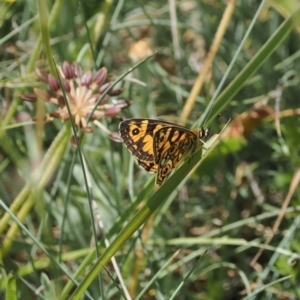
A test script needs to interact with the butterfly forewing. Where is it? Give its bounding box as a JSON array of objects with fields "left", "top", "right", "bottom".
[
  {"left": 119, "top": 119, "right": 175, "bottom": 172},
  {"left": 119, "top": 119, "right": 163, "bottom": 162},
  {"left": 138, "top": 160, "right": 158, "bottom": 172}
]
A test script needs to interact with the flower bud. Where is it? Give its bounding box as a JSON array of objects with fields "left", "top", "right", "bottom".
[
  {"left": 48, "top": 75, "right": 60, "bottom": 91},
  {"left": 62, "top": 61, "right": 74, "bottom": 79},
  {"left": 94, "top": 67, "right": 108, "bottom": 86}
]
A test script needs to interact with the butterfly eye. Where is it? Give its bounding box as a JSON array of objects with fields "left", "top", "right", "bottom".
[
  {"left": 200, "top": 127, "right": 210, "bottom": 138},
  {"left": 205, "top": 128, "right": 210, "bottom": 137}
]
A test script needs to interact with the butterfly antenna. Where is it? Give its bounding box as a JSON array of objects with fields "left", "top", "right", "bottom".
[{"left": 203, "top": 106, "right": 214, "bottom": 127}]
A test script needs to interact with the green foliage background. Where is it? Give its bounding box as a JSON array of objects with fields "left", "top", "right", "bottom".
[{"left": 1, "top": 0, "right": 300, "bottom": 299}]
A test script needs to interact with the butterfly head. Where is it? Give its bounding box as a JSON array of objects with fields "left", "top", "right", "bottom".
[{"left": 200, "top": 127, "right": 210, "bottom": 139}]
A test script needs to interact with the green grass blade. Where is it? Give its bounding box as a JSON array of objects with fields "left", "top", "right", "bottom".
[
  {"left": 205, "top": 6, "right": 300, "bottom": 125},
  {"left": 6, "top": 273, "right": 17, "bottom": 300}
]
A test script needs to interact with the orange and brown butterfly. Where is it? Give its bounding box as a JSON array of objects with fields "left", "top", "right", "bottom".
[{"left": 119, "top": 118, "right": 210, "bottom": 185}]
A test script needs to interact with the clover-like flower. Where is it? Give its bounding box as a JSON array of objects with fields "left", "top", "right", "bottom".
[{"left": 22, "top": 61, "right": 130, "bottom": 143}]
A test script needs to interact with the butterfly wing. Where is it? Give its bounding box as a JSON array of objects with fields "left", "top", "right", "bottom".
[
  {"left": 119, "top": 119, "right": 174, "bottom": 172},
  {"left": 154, "top": 126, "right": 198, "bottom": 185},
  {"left": 153, "top": 126, "right": 198, "bottom": 163},
  {"left": 138, "top": 160, "right": 158, "bottom": 172}
]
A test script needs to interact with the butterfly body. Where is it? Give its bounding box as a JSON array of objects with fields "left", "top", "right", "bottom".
[{"left": 119, "top": 118, "right": 209, "bottom": 185}]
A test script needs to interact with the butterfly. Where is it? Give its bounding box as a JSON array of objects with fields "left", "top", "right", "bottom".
[{"left": 119, "top": 118, "right": 209, "bottom": 185}]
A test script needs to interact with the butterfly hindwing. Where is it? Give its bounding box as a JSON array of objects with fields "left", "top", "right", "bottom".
[
  {"left": 153, "top": 126, "right": 198, "bottom": 164},
  {"left": 154, "top": 127, "right": 198, "bottom": 185}
]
